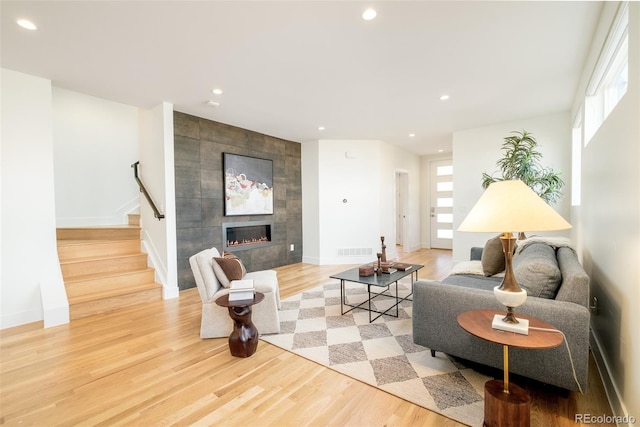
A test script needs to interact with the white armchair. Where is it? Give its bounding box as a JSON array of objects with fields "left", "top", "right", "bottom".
[{"left": 189, "top": 247, "right": 281, "bottom": 338}]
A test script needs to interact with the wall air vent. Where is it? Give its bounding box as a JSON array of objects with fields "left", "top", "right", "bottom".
[{"left": 336, "top": 247, "right": 373, "bottom": 257}]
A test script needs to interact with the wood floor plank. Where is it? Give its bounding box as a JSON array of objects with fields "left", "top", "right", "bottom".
[{"left": 0, "top": 248, "right": 612, "bottom": 426}]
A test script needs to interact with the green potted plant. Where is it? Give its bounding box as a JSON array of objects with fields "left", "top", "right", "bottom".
[{"left": 481, "top": 130, "right": 564, "bottom": 205}]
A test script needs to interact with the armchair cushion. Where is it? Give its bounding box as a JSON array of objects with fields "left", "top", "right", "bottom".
[{"left": 194, "top": 248, "right": 221, "bottom": 301}]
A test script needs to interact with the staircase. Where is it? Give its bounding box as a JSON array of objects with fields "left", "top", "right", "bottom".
[{"left": 56, "top": 214, "right": 163, "bottom": 320}]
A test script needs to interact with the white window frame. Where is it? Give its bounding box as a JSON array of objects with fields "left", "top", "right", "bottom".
[
  {"left": 584, "top": 2, "right": 629, "bottom": 145},
  {"left": 571, "top": 107, "right": 583, "bottom": 207}
]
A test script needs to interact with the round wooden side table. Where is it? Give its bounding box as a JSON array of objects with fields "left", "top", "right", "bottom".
[
  {"left": 457, "top": 309, "right": 563, "bottom": 427},
  {"left": 215, "top": 292, "right": 265, "bottom": 358}
]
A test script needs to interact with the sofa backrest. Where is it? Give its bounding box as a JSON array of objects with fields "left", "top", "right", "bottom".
[
  {"left": 188, "top": 247, "right": 222, "bottom": 303},
  {"left": 555, "top": 247, "right": 590, "bottom": 308}
]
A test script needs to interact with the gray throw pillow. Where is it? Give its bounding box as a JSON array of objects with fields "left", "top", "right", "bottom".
[
  {"left": 513, "top": 242, "right": 562, "bottom": 299},
  {"left": 481, "top": 235, "right": 505, "bottom": 276}
]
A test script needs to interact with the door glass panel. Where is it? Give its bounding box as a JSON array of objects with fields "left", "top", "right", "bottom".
[
  {"left": 437, "top": 181, "right": 453, "bottom": 192},
  {"left": 437, "top": 229, "right": 453, "bottom": 239},
  {"left": 437, "top": 197, "right": 453, "bottom": 208},
  {"left": 437, "top": 213, "right": 453, "bottom": 223},
  {"left": 437, "top": 165, "right": 453, "bottom": 176}
]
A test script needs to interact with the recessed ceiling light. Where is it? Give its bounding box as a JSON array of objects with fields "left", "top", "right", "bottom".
[
  {"left": 206, "top": 100, "right": 220, "bottom": 107},
  {"left": 409, "top": 133, "right": 416, "bottom": 138},
  {"left": 318, "top": 126, "right": 325, "bottom": 131},
  {"left": 362, "top": 8, "right": 377, "bottom": 21},
  {"left": 17, "top": 19, "right": 37, "bottom": 30},
  {"left": 211, "top": 88, "right": 223, "bottom": 95},
  {"left": 440, "top": 94, "right": 450, "bottom": 101}
]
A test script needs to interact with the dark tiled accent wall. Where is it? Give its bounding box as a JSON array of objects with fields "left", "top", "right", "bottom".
[{"left": 174, "top": 112, "right": 303, "bottom": 291}]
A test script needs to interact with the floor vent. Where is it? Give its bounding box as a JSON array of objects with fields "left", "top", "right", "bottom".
[{"left": 337, "top": 247, "right": 373, "bottom": 257}]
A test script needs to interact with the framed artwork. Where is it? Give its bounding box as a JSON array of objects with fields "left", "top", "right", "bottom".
[{"left": 223, "top": 153, "right": 274, "bottom": 216}]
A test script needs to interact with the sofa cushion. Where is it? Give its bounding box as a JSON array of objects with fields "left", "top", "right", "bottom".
[
  {"left": 513, "top": 242, "right": 561, "bottom": 299},
  {"left": 212, "top": 252, "right": 247, "bottom": 288},
  {"left": 481, "top": 235, "right": 505, "bottom": 276},
  {"left": 442, "top": 273, "right": 501, "bottom": 291}
]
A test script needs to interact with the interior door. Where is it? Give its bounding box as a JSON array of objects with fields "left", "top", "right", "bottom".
[
  {"left": 396, "top": 172, "right": 405, "bottom": 245},
  {"left": 430, "top": 160, "right": 453, "bottom": 249}
]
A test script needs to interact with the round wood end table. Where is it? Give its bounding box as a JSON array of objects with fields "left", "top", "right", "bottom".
[
  {"left": 215, "top": 292, "right": 264, "bottom": 358},
  {"left": 457, "top": 309, "right": 563, "bottom": 427}
]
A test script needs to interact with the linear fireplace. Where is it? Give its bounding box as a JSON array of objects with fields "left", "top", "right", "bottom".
[{"left": 222, "top": 221, "right": 273, "bottom": 252}]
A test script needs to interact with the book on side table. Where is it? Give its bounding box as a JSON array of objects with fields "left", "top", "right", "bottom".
[{"left": 228, "top": 279, "right": 255, "bottom": 302}]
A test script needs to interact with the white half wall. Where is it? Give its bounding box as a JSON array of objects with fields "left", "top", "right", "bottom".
[
  {"left": 52, "top": 87, "right": 140, "bottom": 226},
  {"left": 1, "top": 69, "right": 68, "bottom": 329},
  {"left": 451, "top": 112, "right": 572, "bottom": 264},
  {"left": 138, "top": 103, "right": 178, "bottom": 299}
]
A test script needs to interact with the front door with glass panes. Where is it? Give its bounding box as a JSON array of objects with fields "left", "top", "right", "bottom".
[{"left": 430, "top": 160, "right": 453, "bottom": 250}]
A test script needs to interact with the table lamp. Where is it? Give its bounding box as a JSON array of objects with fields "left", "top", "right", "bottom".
[{"left": 458, "top": 180, "right": 571, "bottom": 334}]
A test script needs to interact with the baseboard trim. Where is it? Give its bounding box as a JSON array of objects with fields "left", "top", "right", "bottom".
[
  {"left": 590, "top": 330, "right": 633, "bottom": 426},
  {"left": 1, "top": 308, "right": 43, "bottom": 330}
]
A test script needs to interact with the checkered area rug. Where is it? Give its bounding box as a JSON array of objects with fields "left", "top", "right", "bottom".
[{"left": 261, "top": 279, "right": 488, "bottom": 426}]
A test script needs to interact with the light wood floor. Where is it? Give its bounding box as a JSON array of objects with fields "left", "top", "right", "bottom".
[{"left": 0, "top": 248, "right": 612, "bottom": 426}]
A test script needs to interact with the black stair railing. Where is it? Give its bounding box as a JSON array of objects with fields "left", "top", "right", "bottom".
[{"left": 132, "top": 161, "right": 165, "bottom": 220}]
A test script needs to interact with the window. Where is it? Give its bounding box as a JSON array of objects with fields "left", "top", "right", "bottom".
[{"left": 584, "top": 2, "right": 629, "bottom": 145}]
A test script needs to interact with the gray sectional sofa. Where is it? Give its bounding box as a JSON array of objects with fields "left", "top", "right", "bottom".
[{"left": 412, "top": 238, "right": 590, "bottom": 391}]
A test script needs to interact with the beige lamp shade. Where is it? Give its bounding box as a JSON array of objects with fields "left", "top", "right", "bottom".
[{"left": 458, "top": 180, "right": 571, "bottom": 233}]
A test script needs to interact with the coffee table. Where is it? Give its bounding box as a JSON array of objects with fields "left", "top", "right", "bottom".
[
  {"left": 330, "top": 263, "right": 423, "bottom": 322},
  {"left": 215, "top": 292, "right": 265, "bottom": 358}
]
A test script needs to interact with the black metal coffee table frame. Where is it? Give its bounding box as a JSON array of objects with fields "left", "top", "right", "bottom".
[{"left": 330, "top": 264, "right": 423, "bottom": 323}]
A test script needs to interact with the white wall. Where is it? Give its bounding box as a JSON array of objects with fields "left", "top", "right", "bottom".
[
  {"left": 318, "top": 140, "right": 382, "bottom": 264},
  {"left": 138, "top": 103, "right": 179, "bottom": 299},
  {"left": 1, "top": 69, "right": 67, "bottom": 328},
  {"left": 572, "top": 2, "right": 640, "bottom": 420},
  {"left": 53, "top": 87, "right": 140, "bottom": 226},
  {"left": 302, "top": 139, "right": 421, "bottom": 265},
  {"left": 451, "top": 113, "right": 572, "bottom": 264}
]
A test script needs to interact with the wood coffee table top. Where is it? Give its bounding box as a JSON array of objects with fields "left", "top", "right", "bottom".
[{"left": 457, "top": 309, "right": 563, "bottom": 349}]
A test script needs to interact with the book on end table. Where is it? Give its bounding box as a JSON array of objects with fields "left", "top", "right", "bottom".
[{"left": 228, "top": 279, "right": 255, "bottom": 302}]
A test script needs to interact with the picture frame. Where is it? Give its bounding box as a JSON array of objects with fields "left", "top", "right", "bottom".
[{"left": 223, "top": 153, "right": 274, "bottom": 216}]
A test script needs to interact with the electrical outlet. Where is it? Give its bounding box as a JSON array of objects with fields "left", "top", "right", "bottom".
[{"left": 290, "top": 244, "right": 294, "bottom": 252}]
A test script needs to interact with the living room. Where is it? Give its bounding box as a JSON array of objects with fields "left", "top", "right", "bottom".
[{"left": 1, "top": 1, "right": 638, "bottom": 425}]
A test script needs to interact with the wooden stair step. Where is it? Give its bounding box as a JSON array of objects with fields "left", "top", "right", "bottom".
[
  {"left": 57, "top": 226, "right": 141, "bottom": 241},
  {"left": 57, "top": 239, "right": 142, "bottom": 260},
  {"left": 60, "top": 253, "right": 149, "bottom": 280},
  {"left": 56, "top": 223, "right": 161, "bottom": 322},
  {"left": 69, "top": 282, "right": 162, "bottom": 321},
  {"left": 68, "top": 282, "right": 161, "bottom": 305},
  {"left": 127, "top": 213, "right": 140, "bottom": 226},
  {"left": 65, "top": 268, "right": 156, "bottom": 299}
]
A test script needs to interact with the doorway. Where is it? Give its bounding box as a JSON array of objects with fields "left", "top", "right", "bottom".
[
  {"left": 429, "top": 159, "right": 453, "bottom": 250},
  {"left": 395, "top": 171, "right": 408, "bottom": 248}
]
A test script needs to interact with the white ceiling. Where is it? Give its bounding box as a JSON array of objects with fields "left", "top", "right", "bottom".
[{"left": 1, "top": 1, "right": 602, "bottom": 155}]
